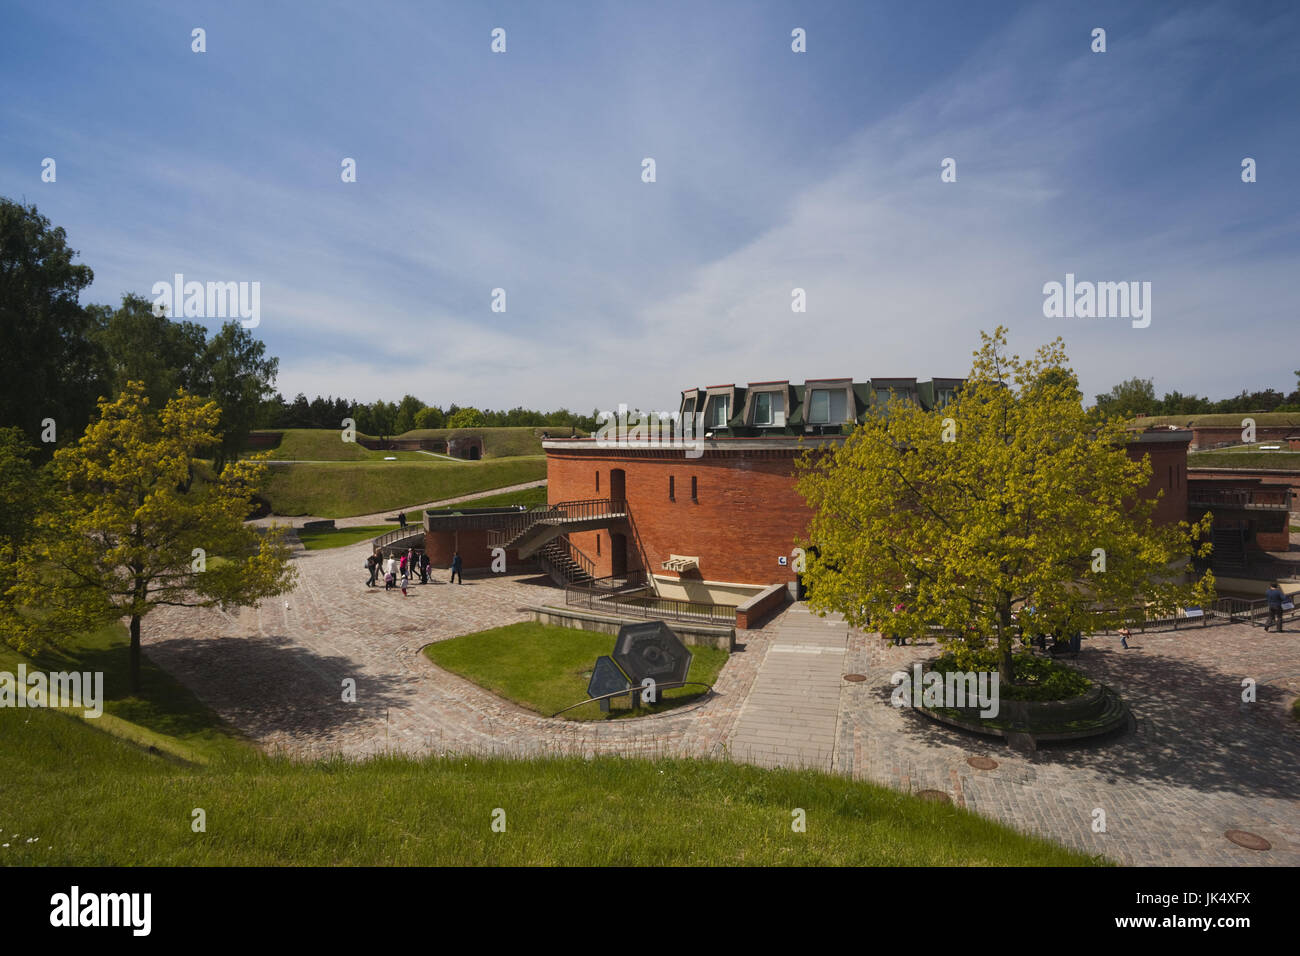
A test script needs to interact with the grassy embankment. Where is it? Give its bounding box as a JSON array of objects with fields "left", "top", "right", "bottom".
[{"left": 0, "top": 625, "right": 1103, "bottom": 865}]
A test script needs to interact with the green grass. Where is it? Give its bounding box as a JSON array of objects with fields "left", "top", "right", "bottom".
[
  {"left": 424, "top": 622, "right": 728, "bottom": 720},
  {"left": 1139, "top": 413, "right": 1300, "bottom": 427},
  {"left": 0, "top": 622, "right": 1101, "bottom": 866},
  {"left": 397, "top": 426, "right": 582, "bottom": 459},
  {"left": 0, "top": 622, "right": 253, "bottom": 765},
  {"left": 294, "top": 524, "right": 394, "bottom": 550},
  {"left": 1188, "top": 447, "right": 1300, "bottom": 469},
  {"left": 260, "top": 457, "right": 546, "bottom": 517},
  {"left": 435, "top": 485, "right": 548, "bottom": 511},
  {"left": 0, "top": 706, "right": 1101, "bottom": 865}
]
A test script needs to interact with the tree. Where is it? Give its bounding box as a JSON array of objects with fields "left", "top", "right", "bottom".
[
  {"left": 795, "top": 328, "right": 1214, "bottom": 686},
  {"left": 446, "top": 406, "right": 486, "bottom": 429},
  {"left": 413, "top": 405, "right": 444, "bottom": 430},
  {"left": 0, "top": 198, "right": 109, "bottom": 447},
  {"left": 1093, "top": 377, "right": 1156, "bottom": 420},
  {"left": 98, "top": 293, "right": 209, "bottom": 409},
  {"left": 393, "top": 394, "right": 425, "bottom": 436},
  {"left": 0, "top": 427, "right": 52, "bottom": 649},
  {"left": 8, "top": 382, "right": 297, "bottom": 692},
  {"left": 200, "top": 321, "right": 279, "bottom": 473}
]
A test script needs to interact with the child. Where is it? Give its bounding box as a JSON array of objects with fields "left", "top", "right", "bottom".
[
  {"left": 1118, "top": 627, "right": 1131, "bottom": 649},
  {"left": 400, "top": 571, "right": 409, "bottom": 596},
  {"left": 385, "top": 570, "right": 395, "bottom": 591}
]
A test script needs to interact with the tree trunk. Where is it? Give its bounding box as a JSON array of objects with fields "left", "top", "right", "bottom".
[
  {"left": 129, "top": 614, "right": 142, "bottom": 695},
  {"left": 997, "top": 602, "right": 1016, "bottom": 685}
]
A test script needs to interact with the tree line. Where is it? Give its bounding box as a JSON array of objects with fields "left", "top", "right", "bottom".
[{"left": 1094, "top": 375, "right": 1300, "bottom": 421}]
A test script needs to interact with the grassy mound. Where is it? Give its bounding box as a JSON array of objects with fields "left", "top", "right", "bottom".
[{"left": 261, "top": 458, "right": 546, "bottom": 517}]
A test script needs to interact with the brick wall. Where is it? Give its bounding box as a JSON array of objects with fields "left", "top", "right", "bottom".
[
  {"left": 424, "top": 529, "right": 519, "bottom": 570},
  {"left": 1126, "top": 443, "right": 1188, "bottom": 526}
]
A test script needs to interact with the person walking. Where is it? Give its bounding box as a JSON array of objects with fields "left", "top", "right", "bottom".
[
  {"left": 399, "top": 511, "right": 408, "bottom": 531},
  {"left": 1264, "top": 582, "right": 1286, "bottom": 632},
  {"left": 419, "top": 552, "right": 429, "bottom": 585},
  {"left": 399, "top": 551, "right": 408, "bottom": 579},
  {"left": 400, "top": 569, "right": 409, "bottom": 596},
  {"left": 366, "top": 551, "right": 379, "bottom": 587},
  {"left": 1118, "top": 627, "right": 1131, "bottom": 649},
  {"left": 450, "top": 551, "right": 463, "bottom": 585}
]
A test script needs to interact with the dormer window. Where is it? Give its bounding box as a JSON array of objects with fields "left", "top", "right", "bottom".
[
  {"left": 752, "top": 391, "right": 784, "bottom": 426},
  {"left": 705, "top": 395, "right": 730, "bottom": 428},
  {"left": 682, "top": 397, "right": 696, "bottom": 417},
  {"left": 807, "top": 388, "right": 849, "bottom": 425}
]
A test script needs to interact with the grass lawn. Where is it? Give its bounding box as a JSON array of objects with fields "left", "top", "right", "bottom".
[
  {"left": 433, "top": 485, "right": 548, "bottom": 511},
  {"left": 0, "top": 707, "right": 1100, "bottom": 865},
  {"left": 295, "top": 524, "right": 394, "bottom": 550},
  {"left": 1188, "top": 447, "right": 1300, "bottom": 469},
  {"left": 254, "top": 428, "right": 428, "bottom": 461},
  {"left": 0, "top": 621, "right": 253, "bottom": 765},
  {"left": 397, "top": 426, "right": 582, "bottom": 459},
  {"left": 424, "top": 622, "right": 728, "bottom": 720},
  {"left": 0, "top": 624, "right": 1102, "bottom": 866},
  {"left": 260, "top": 457, "right": 546, "bottom": 517},
  {"left": 1139, "top": 412, "right": 1300, "bottom": 427}
]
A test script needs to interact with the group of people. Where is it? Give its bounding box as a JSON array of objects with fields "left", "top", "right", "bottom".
[{"left": 366, "top": 549, "right": 464, "bottom": 594}]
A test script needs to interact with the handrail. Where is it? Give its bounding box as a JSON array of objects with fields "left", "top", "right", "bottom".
[
  {"left": 487, "top": 498, "right": 627, "bottom": 548},
  {"left": 372, "top": 525, "right": 425, "bottom": 551},
  {"left": 566, "top": 577, "right": 736, "bottom": 626}
]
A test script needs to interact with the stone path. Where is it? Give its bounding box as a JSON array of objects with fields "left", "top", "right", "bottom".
[
  {"left": 728, "top": 607, "right": 848, "bottom": 770},
  {"left": 146, "top": 533, "right": 1300, "bottom": 866}
]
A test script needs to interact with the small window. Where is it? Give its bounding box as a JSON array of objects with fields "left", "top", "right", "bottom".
[
  {"left": 691, "top": 476, "right": 698, "bottom": 501},
  {"left": 706, "top": 395, "right": 730, "bottom": 428},
  {"left": 753, "top": 391, "right": 784, "bottom": 426},
  {"left": 597, "top": 534, "right": 601, "bottom": 556},
  {"left": 596, "top": 471, "right": 600, "bottom": 493},
  {"left": 669, "top": 476, "right": 675, "bottom": 500},
  {"left": 682, "top": 397, "right": 696, "bottom": 417},
  {"left": 808, "top": 389, "right": 847, "bottom": 424}
]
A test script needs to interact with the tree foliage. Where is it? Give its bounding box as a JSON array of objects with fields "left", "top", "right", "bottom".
[
  {"left": 5, "top": 383, "right": 297, "bottom": 691},
  {"left": 796, "top": 328, "right": 1214, "bottom": 685}
]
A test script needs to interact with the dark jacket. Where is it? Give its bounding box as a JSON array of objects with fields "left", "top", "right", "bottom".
[
  {"left": 1266, "top": 586, "right": 1285, "bottom": 609},
  {"left": 451, "top": 555, "right": 462, "bottom": 571}
]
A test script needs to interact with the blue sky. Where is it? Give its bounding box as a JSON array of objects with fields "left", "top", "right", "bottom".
[{"left": 3, "top": 0, "right": 1297, "bottom": 414}]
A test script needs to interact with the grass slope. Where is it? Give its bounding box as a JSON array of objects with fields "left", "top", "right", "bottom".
[
  {"left": 261, "top": 457, "right": 546, "bottom": 517},
  {"left": 424, "top": 622, "right": 728, "bottom": 719},
  {"left": 1139, "top": 413, "right": 1300, "bottom": 427},
  {"left": 0, "top": 623, "right": 1101, "bottom": 866},
  {"left": 0, "top": 708, "right": 1100, "bottom": 866},
  {"left": 396, "top": 426, "right": 581, "bottom": 459}
]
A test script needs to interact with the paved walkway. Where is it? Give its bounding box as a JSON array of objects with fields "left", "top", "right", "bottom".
[
  {"left": 729, "top": 607, "right": 848, "bottom": 770},
  {"left": 145, "top": 534, "right": 1300, "bottom": 866}
]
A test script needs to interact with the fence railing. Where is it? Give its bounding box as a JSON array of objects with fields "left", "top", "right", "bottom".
[
  {"left": 486, "top": 498, "right": 627, "bottom": 548},
  {"left": 371, "top": 525, "right": 425, "bottom": 551},
  {"left": 1188, "top": 489, "right": 1291, "bottom": 509},
  {"left": 537, "top": 537, "right": 598, "bottom": 584},
  {"left": 566, "top": 575, "right": 736, "bottom": 626}
]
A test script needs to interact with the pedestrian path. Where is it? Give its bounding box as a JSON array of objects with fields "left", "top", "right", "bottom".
[{"left": 727, "top": 606, "right": 849, "bottom": 770}]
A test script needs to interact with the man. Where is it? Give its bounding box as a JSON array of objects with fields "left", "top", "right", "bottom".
[
  {"left": 399, "top": 511, "right": 407, "bottom": 531},
  {"left": 366, "top": 551, "right": 379, "bottom": 587},
  {"left": 420, "top": 551, "right": 429, "bottom": 585},
  {"left": 1264, "top": 582, "right": 1286, "bottom": 632},
  {"left": 450, "top": 550, "right": 463, "bottom": 585}
]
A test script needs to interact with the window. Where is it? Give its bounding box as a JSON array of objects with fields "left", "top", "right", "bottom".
[
  {"left": 595, "top": 471, "right": 600, "bottom": 493},
  {"left": 691, "top": 476, "right": 698, "bottom": 501},
  {"left": 753, "top": 391, "right": 784, "bottom": 425},
  {"left": 682, "top": 397, "right": 696, "bottom": 417},
  {"left": 936, "top": 388, "right": 955, "bottom": 408},
  {"left": 669, "top": 476, "right": 675, "bottom": 500},
  {"left": 808, "top": 388, "right": 847, "bottom": 424},
  {"left": 597, "top": 534, "right": 601, "bottom": 556},
  {"left": 706, "top": 395, "right": 730, "bottom": 428}
]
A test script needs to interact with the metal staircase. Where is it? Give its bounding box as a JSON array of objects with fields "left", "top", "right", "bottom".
[{"left": 486, "top": 498, "right": 627, "bottom": 558}]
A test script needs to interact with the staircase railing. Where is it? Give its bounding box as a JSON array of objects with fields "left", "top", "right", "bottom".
[
  {"left": 537, "top": 537, "right": 597, "bottom": 585},
  {"left": 486, "top": 498, "right": 626, "bottom": 548},
  {"left": 372, "top": 525, "right": 425, "bottom": 551}
]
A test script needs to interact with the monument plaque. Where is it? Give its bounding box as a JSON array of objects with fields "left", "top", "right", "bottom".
[{"left": 587, "top": 655, "right": 631, "bottom": 712}]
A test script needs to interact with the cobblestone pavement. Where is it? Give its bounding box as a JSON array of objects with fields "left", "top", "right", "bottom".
[
  {"left": 833, "top": 623, "right": 1300, "bottom": 866},
  {"left": 146, "top": 533, "right": 769, "bottom": 762},
  {"left": 147, "top": 535, "right": 1299, "bottom": 865}
]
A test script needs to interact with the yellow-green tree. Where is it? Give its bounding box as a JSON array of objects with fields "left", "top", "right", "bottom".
[
  {"left": 795, "top": 328, "right": 1214, "bottom": 685},
  {"left": 9, "top": 382, "right": 297, "bottom": 692}
]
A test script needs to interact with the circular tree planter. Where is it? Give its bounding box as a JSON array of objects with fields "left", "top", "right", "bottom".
[{"left": 915, "top": 663, "right": 1131, "bottom": 749}]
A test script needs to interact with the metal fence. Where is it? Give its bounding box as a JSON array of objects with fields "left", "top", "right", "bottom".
[{"left": 565, "top": 574, "right": 736, "bottom": 626}]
